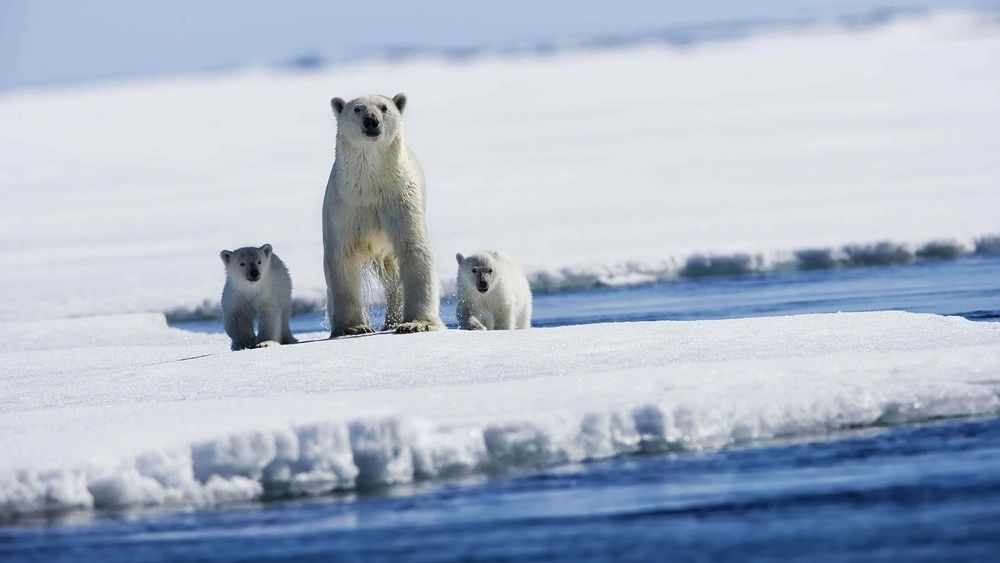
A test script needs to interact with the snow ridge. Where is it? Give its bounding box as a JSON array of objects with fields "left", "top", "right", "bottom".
[
  {"left": 4, "top": 348, "right": 1000, "bottom": 520},
  {"left": 275, "top": 7, "right": 935, "bottom": 73},
  {"left": 531, "top": 236, "right": 1000, "bottom": 292},
  {"left": 161, "top": 235, "right": 1000, "bottom": 321}
]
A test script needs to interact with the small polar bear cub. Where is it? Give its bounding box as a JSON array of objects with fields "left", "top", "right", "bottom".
[
  {"left": 220, "top": 244, "right": 297, "bottom": 350},
  {"left": 455, "top": 251, "right": 532, "bottom": 330}
]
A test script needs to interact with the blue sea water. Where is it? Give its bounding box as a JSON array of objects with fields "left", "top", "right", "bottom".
[
  {"left": 4, "top": 418, "right": 999, "bottom": 562},
  {"left": 178, "top": 255, "right": 1000, "bottom": 335},
  {"left": 3, "top": 257, "right": 999, "bottom": 562}
]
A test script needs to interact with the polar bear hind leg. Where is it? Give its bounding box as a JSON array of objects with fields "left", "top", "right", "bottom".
[{"left": 376, "top": 256, "right": 404, "bottom": 331}]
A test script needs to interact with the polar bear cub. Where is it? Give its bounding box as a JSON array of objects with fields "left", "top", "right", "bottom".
[
  {"left": 220, "top": 244, "right": 297, "bottom": 350},
  {"left": 455, "top": 251, "right": 532, "bottom": 330}
]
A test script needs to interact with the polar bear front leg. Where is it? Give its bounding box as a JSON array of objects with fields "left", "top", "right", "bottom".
[
  {"left": 456, "top": 301, "right": 486, "bottom": 330},
  {"left": 465, "top": 315, "right": 488, "bottom": 330},
  {"left": 493, "top": 309, "right": 517, "bottom": 331},
  {"left": 324, "top": 245, "right": 373, "bottom": 337},
  {"left": 395, "top": 243, "right": 444, "bottom": 333},
  {"left": 256, "top": 300, "right": 284, "bottom": 345},
  {"left": 516, "top": 303, "right": 532, "bottom": 330},
  {"left": 384, "top": 204, "right": 444, "bottom": 334},
  {"left": 224, "top": 304, "right": 257, "bottom": 351}
]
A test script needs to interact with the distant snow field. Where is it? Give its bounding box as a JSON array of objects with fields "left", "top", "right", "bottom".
[
  {"left": 1, "top": 12, "right": 1000, "bottom": 521},
  {"left": 0, "top": 12, "right": 998, "bottom": 320}
]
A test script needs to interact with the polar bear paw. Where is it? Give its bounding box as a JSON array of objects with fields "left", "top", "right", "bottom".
[
  {"left": 254, "top": 340, "right": 281, "bottom": 348},
  {"left": 333, "top": 324, "right": 376, "bottom": 337},
  {"left": 394, "top": 320, "right": 444, "bottom": 334}
]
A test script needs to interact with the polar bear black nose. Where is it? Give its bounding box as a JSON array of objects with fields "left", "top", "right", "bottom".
[
  {"left": 363, "top": 115, "right": 380, "bottom": 129},
  {"left": 248, "top": 269, "right": 260, "bottom": 281},
  {"left": 477, "top": 281, "right": 489, "bottom": 293}
]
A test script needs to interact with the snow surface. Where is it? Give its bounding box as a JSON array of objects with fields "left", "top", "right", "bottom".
[
  {"left": 2, "top": 311, "right": 1000, "bottom": 518},
  {"left": 1, "top": 12, "right": 999, "bottom": 320},
  {"left": 1, "top": 12, "right": 1000, "bottom": 520}
]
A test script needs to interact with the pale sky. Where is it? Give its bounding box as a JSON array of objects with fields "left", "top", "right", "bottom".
[{"left": 0, "top": 0, "right": 988, "bottom": 91}]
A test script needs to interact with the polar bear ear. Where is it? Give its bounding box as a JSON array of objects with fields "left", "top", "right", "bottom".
[
  {"left": 331, "top": 97, "right": 345, "bottom": 115},
  {"left": 260, "top": 244, "right": 273, "bottom": 258},
  {"left": 392, "top": 93, "right": 407, "bottom": 114},
  {"left": 220, "top": 250, "right": 232, "bottom": 264},
  {"left": 455, "top": 253, "right": 464, "bottom": 265}
]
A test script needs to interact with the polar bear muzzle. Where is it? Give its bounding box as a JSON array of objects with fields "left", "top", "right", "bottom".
[
  {"left": 362, "top": 112, "right": 381, "bottom": 138},
  {"left": 476, "top": 272, "right": 494, "bottom": 293}
]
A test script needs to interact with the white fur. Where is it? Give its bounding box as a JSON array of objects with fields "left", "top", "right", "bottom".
[
  {"left": 322, "top": 93, "right": 444, "bottom": 336},
  {"left": 455, "top": 251, "right": 532, "bottom": 330},
  {"left": 220, "top": 244, "right": 297, "bottom": 351}
]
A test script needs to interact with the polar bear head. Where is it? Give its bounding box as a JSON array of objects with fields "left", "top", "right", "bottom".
[
  {"left": 456, "top": 252, "right": 497, "bottom": 294},
  {"left": 220, "top": 244, "right": 273, "bottom": 284},
  {"left": 331, "top": 93, "right": 407, "bottom": 147}
]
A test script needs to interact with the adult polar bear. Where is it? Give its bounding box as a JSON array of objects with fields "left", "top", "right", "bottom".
[{"left": 322, "top": 93, "right": 444, "bottom": 336}]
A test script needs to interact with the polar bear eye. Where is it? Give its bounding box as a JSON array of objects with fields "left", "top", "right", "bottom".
[
  {"left": 239, "top": 262, "right": 245, "bottom": 267},
  {"left": 353, "top": 107, "right": 361, "bottom": 114},
  {"left": 257, "top": 260, "right": 262, "bottom": 265},
  {"left": 487, "top": 269, "right": 493, "bottom": 274},
  {"left": 471, "top": 268, "right": 478, "bottom": 273},
  {"left": 379, "top": 104, "right": 387, "bottom": 112}
]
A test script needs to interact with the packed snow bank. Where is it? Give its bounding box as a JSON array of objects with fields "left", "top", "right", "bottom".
[
  {"left": 1, "top": 13, "right": 999, "bottom": 320},
  {"left": 1, "top": 311, "right": 998, "bottom": 519}
]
